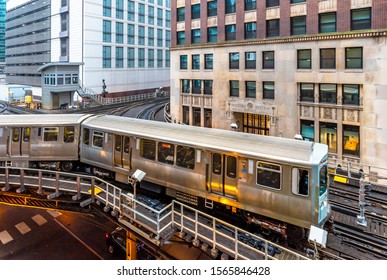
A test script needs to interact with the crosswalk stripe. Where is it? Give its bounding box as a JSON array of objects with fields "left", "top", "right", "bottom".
[
  {"left": 47, "top": 210, "right": 62, "bottom": 218},
  {"left": 32, "top": 214, "right": 47, "bottom": 226},
  {"left": 15, "top": 222, "right": 31, "bottom": 235},
  {"left": 0, "top": 230, "right": 13, "bottom": 245}
]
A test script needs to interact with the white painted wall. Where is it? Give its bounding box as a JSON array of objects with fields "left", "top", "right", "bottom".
[{"left": 82, "top": 0, "right": 170, "bottom": 94}]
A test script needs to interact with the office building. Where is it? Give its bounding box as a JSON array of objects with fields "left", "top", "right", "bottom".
[{"left": 6, "top": 0, "right": 171, "bottom": 108}]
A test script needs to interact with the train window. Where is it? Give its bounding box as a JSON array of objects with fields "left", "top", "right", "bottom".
[
  {"left": 115, "top": 135, "right": 122, "bottom": 152},
  {"left": 92, "top": 131, "right": 104, "bottom": 148},
  {"left": 12, "top": 128, "right": 20, "bottom": 142},
  {"left": 64, "top": 126, "right": 74, "bottom": 143},
  {"left": 23, "top": 127, "right": 31, "bottom": 142},
  {"left": 319, "top": 165, "right": 328, "bottom": 195},
  {"left": 212, "top": 153, "right": 222, "bottom": 175},
  {"left": 158, "top": 142, "right": 175, "bottom": 165},
  {"left": 227, "top": 156, "right": 237, "bottom": 178},
  {"left": 176, "top": 145, "right": 195, "bottom": 170},
  {"left": 140, "top": 139, "right": 156, "bottom": 160},
  {"left": 124, "top": 137, "right": 130, "bottom": 153},
  {"left": 43, "top": 127, "right": 59, "bottom": 142},
  {"left": 292, "top": 168, "right": 309, "bottom": 196},
  {"left": 83, "top": 128, "right": 90, "bottom": 145},
  {"left": 256, "top": 161, "right": 281, "bottom": 190}
]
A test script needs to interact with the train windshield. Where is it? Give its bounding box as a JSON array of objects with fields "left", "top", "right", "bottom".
[{"left": 319, "top": 165, "right": 328, "bottom": 196}]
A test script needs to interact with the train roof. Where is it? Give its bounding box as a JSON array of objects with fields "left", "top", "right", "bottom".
[
  {"left": 0, "top": 114, "right": 92, "bottom": 126},
  {"left": 83, "top": 115, "right": 328, "bottom": 165}
]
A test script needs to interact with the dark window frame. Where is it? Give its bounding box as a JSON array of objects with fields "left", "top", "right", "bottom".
[
  {"left": 192, "top": 54, "right": 200, "bottom": 70},
  {"left": 157, "top": 142, "right": 175, "bottom": 165},
  {"left": 245, "top": 51, "right": 256, "bottom": 70},
  {"left": 262, "top": 51, "right": 274, "bottom": 69},
  {"left": 256, "top": 161, "right": 282, "bottom": 190},
  {"left": 319, "top": 12, "right": 337, "bottom": 33},
  {"left": 244, "top": 22, "right": 257, "bottom": 39},
  {"left": 230, "top": 80, "right": 239, "bottom": 97},
  {"left": 263, "top": 81, "right": 275, "bottom": 99},
  {"left": 180, "top": 55, "right": 187, "bottom": 70},
  {"left": 191, "top": 29, "right": 201, "bottom": 44},
  {"left": 225, "top": 24, "right": 236, "bottom": 41},
  {"left": 207, "top": 1, "right": 218, "bottom": 17},
  {"left": 266, "top": 19, "right": 280, "bottom": 37},
  {"left": 300, "top": 83, "right": 314, "bottom": 102},
  {"left": 191, "top": 4, "right": 200, "bottom": 19},
  {"left": 204, "top": 80, "right": 213, "bottom": 95},
  {"left": 229, "top": 52, "right": 240, "bottom": 70},
  {"left": 177, "top": 7, "right": 185, "bottom": 22},
  {"left": 140, "top": 139, "right": 156, "bottom": 160},
  {"left": 297, "top": 49, "right": 311, "bottom": 69},
  {"left": 320, "top": 48, "right": 336, "bottom": 69},
  {"left": 345, "top": 47, "right": 363, "bottom": 69},
  {"left": 245, "top": 81, "right": 256, "bottom": 98},
  {"left": 266, "top": 0, "right": 279, "bottom": 8},
  {"left": 207, "top": 26, "right": 218, "bottom": 42},
  {"left": 351, "top": 8, "right": 371, "bottom": 31},
  {"left": 204, "top": 54, "right": 213, "bottom": 69},
  {"left": 245, "top": 0, "right": 256, "bottom": 11},
  {"left": 342, "top": 84, "right": 360, "bottom": 106},
  {"left": 291, "top": 16, "right": 306, "bottom": 35},
  {"left": 176, "top": 145, "right": 195, "bottom": 170},
  {"left": 226, "top": 0, "right": 236, "bottom": 14},
  {"left": 319, "top": 84, "right": 337, "bottom": 104}
]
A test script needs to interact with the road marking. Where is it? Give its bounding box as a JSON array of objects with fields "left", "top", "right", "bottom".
[
  {"left": 15, "top": 222, "right": 31, "bottom": 235},
  {"left": 47, "top": 210, "right": 62, "bottom": 218},
  {"left": 32, "top": 214, "right": 47, "bottom": 226},
  {"left": 0, "top": 230, "right": 13, "bottom": 245},
  {"left": 54, "top": 219, "right": 104, "bottom": 260}
]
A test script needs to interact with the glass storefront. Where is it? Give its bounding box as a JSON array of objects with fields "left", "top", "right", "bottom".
[
  {"left": 343, "top": 125, "right": 360, "bottom": 157},
  {"left": 243, "top": 114, "right": 270, "bottom": 135},
  {"left": 320, "top": 122, "right": 337, "bottom": 153}
]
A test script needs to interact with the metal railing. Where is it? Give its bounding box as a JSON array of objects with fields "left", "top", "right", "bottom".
[
  {"left": 77, "top": 80, "right": 169, "bottom": 106},
  {"left": 77, "top": 81, "right": 104, "bottom": 105},
  {"left": 328, "top": 158, "right": 387, "bottom": 187},
  {"left": 0, "top": 166, "right": 308, "bottom": 260}
]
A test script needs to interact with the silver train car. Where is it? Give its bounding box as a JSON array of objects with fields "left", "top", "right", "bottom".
[
  {"left": 0, "top": 114, "right": 90, "bottom": 171},
  {"left": 80, "top": 115, "right": 330, "bottom": 239}
]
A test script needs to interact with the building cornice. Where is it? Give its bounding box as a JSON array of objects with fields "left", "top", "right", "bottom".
[{"left": 171, "top": 29, "right": 387, "bottom": 51}]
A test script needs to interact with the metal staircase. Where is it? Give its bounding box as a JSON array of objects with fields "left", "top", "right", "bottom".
[{"left": 77, "top": 80, "right": 104, "bottom": 106}]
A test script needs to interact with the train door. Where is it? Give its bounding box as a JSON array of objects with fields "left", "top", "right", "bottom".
[
  {"left": 10, "top": 127, "right": 30, "bottom": 156},
  {"left": 210, "top": 153, "right": 238, "bottom": 199},
  {"left": 114, "top": 135, "right": 131, "bottom": 169}
]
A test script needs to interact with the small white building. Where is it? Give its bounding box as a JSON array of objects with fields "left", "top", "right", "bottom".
[{"left": 6, "top": 0, "right": 171, "bottom": 109}]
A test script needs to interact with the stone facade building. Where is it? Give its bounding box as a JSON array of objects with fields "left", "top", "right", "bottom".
[{"left": 169, "top": 0, "right": 387, "bottom": 177}]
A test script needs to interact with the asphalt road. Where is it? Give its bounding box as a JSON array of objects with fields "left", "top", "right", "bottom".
[{"left": 0, "top": 204, "right": 119, "bottom": 260}]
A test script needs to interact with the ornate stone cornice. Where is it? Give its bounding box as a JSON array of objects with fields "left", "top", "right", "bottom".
[{"left": 171, "top": 29, "right": 387, "bottom": 51}]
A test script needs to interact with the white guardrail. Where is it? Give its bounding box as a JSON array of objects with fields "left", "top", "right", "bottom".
[{"left": 0, "top": 166, "right": 308, "bottom": 260}]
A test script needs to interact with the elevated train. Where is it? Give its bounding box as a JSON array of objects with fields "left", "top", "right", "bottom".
[{"left": 0, "top": 114, "right": 330, "bottom": 242}]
